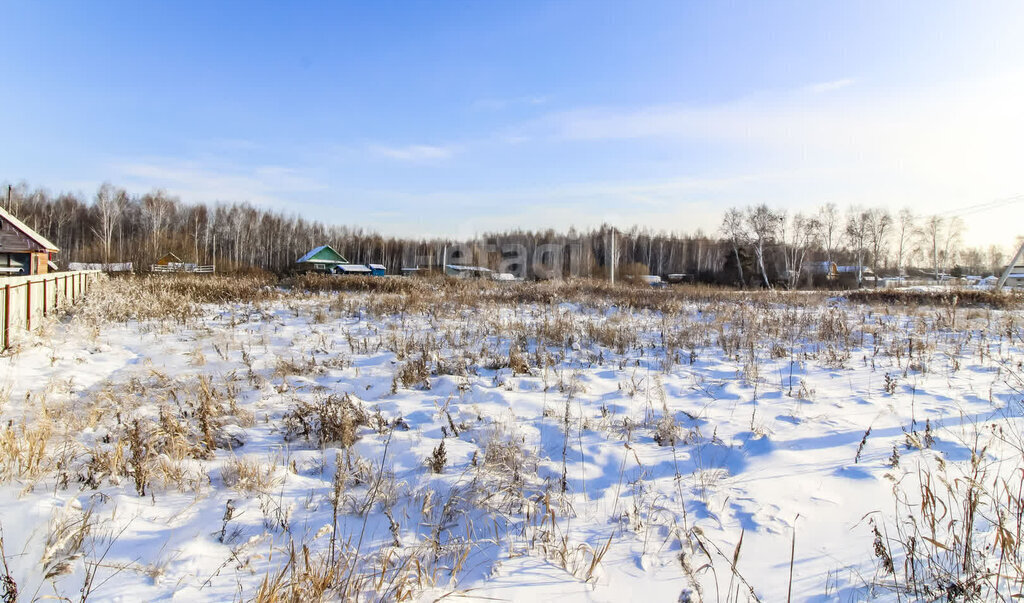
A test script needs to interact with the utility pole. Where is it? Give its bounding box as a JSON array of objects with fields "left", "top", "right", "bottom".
[
  {"left": 609, "top": 229, "right": 616, "bottom": 285},
  {"left": 994, "top": 239, "right": 1024, "bottom": 291}
]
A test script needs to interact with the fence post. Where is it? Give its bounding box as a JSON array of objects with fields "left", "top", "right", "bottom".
[
  {"left": 3, "top": 283, "right": 8, "bottom": 350},
  {"left": 25, "top": 280, "right": 31, "bottom": 332},
  {"left": 42, "top": 278, "right": 47, "bottom": 317}
]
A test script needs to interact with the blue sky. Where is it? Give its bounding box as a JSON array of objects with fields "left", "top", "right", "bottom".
[{"left": 2, "top": 1, "right": 1023, "bottom": 246}]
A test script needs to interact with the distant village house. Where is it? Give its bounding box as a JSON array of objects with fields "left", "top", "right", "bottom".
[
  {"left": 151, "top": 252, "right": 215, "bottom": 273},
  {"left": 296, "top": 245, "right": 348, "bottom": 273},
  {"left": 1001, "top": 264, "right": 1024, "bottom": 288},
  {"left": 296, "top": 246, "right": 387, "bottom": 276}
]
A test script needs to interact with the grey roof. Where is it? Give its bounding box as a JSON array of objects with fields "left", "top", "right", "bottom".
[
  {"left": 335, "top": 264, "right": 372, "bottom": 273},
  {"left": 0, "top": 205, "right": 58, "bottom": 251},
  {"left": 368, "top": 263, "right": 386, "bottom": 270},
  {"left": 445, "top": 264, "right": 492, "bottom": 273}
]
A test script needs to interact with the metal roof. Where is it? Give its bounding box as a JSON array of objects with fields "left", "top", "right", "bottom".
[
  {"left": 296, "top": 245, "right": 347, "bottom": 264},
  {"left": 0, "top": 205, "right": 59, "bottom": 252},
  {"left": 335, "top": 264, "right": 372, "bottom": 273},
  {"left": 445, "top": 264, "right": 492, "bottom": 273}
]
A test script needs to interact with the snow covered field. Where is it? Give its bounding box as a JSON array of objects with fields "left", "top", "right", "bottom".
[{"left": 1, "top": 275, "right": 1022, "bottom": 602}]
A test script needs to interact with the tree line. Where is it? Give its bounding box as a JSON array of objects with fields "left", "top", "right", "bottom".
[{"left": 2, "top": 181, "right": 1012, "bottom": 286}]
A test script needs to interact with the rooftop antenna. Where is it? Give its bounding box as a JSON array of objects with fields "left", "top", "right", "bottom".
[
  {"left": 994, "top": 239, "right": 1024, "bottom": 292},
  {"left": 6, "top": 185, "right": 10, "bottom": 212}
]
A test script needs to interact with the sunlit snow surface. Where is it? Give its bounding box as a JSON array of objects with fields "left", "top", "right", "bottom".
[{"left": 1, "top": 289, "right": 1021, "bottom": 602}]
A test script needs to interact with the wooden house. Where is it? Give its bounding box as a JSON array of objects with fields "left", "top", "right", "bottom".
[
  {"left": 296, "top": 245, "right": 348, "bottom": 273},
  {"left": 150, "top": 252, "right": 214, "bottom": 273},
  {"left": 155, "top": 252, "right": 183, "bottom": 266},
  {"left": 0, "top": 205, "right": 58, "bottom": 275}
]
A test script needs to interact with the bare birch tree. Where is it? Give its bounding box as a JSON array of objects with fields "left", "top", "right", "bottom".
[
  {"left": 745, "top": 204, "right": 782, "bottom": 289},
  {"left": 781, "top": 212, "right": 819, "bottom": 289},
  {"left": 940, "top": 216, "right": 964, "bottom": 276},
  {"left": 919, "top": 215, "right": 945, "bottom": 281},
  {"left": 894, "top": 208, "right": 914, "bottom": 276},
  {"left": 720, "top": 207, "right": 747, "bottom": 287},
  {"left": 845, "top": 208, "right": 870, "bottom": 286},
  {"left": 817, "top": 203, "right": 840, "bottom": 266},
  {"left": 91, "top": 183, "right": 127, "bottom": 264},
  {"left": 865, "top": 208, "right": 892, "bottom": 285}
]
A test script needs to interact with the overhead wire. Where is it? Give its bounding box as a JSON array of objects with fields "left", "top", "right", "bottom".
[{"left": 935, "top": 193, "right": 1024, "bottom": 218}]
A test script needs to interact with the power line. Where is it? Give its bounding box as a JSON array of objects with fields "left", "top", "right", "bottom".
[{"left": 936, "top": 193, "right": 1024, "bottom": 218}]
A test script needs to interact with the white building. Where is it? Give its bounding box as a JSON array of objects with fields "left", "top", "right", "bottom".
[{"left": 1002, "top": 264, "right": 1024, "bottom": 288}]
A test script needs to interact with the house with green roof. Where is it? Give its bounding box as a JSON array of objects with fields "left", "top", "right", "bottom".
[{"left": 296, "top": 245, "right": 348, "bottom": 273}]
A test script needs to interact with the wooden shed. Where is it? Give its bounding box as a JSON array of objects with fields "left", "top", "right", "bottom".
[
  {"left": 334, "top": 263, "right": 372, "bottom": 275},
  {"left": 0, "top": 205, "right": 59, "bottom": 275},
  {"left": 155, "top": 252, "right": 183, "bottom": 266}
]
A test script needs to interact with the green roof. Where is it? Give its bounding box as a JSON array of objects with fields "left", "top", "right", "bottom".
[{"left": 297, "top": 245, "right": 348, "bottom": 264}]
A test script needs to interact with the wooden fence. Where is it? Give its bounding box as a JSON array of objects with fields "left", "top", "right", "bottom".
[
  {"left": 149, "top": 264, "right": 215, "bottom": 273},
  {"left": 1, "top": 270, "right": 99, "bottom": 349}
]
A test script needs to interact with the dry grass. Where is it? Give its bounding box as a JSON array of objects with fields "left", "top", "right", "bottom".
[
  {"left": 871, "top": 435, "right": 1024, "bottom": 599},
  {"left": 847, "top": 287, "right": 1024, "bottom": 309},
  {"left": 72, "top": 273, "right": 279, "bottom": 325},
  {"left": 222, "top": 455, "right": 283, "bottom": 495},
  {"left": 282, "top": 393, "right": 367, "bottom": 448},
  {"left": 2, "top": 272, "right": 1022, "bottom": 601}
]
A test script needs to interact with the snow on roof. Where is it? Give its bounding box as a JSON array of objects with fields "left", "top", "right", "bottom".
[
  {"left": 368, "top": 263, "right": 386, "bottom": 270},
  {"left": 335, "top": 264, "right": 372, "bottom": 273},
  {"left": 0, "top": 205, "right": 59, "bottom": 252},
  {"left": 445, "top": 264, "right": 492, "bottom": 273},
  {"left": 296, "top": 246, "right": 327, "bottom": 263}
]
